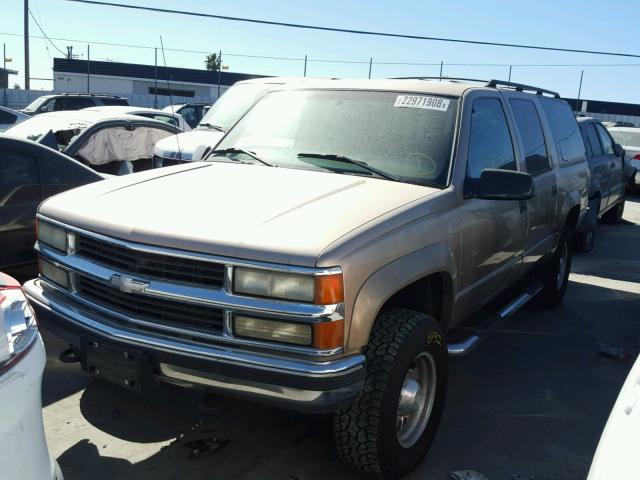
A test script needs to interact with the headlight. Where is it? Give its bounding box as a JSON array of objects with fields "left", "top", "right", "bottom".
[
  {"left": 234, "top": 315, "right": 312, "bottom": 346},
  {"left": 37, "top": 220, "right": 67, "bottom": 252},
  {"left": 39, "top": 258, "right": 70, "bottom": 289},
  {"left": 233, "top": 268, "right": 344, "bottom": 304},
  {"left": 0, "top": 284, "right": 38, "bottom": 369}
]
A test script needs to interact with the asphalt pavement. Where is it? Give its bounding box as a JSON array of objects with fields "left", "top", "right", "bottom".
[{"left": 41, "top": 195, "right": 640, "bottom": 480}]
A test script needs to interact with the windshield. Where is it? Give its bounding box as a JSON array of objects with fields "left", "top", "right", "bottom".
[
  {"left": 198, "top": 83, "right": 275, "bottom": 131},
  {"left": 23, "top": 96, "right": 51, "bottom": 112},
  {"left": 215, "top": 89, "right": 458, "bottom": 186}
]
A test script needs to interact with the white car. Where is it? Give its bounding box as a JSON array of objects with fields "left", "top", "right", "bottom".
[
  {"left": 588, "top": 354, "right": 640, "bottom": 479},
  {"left": 0, "top": 272, "right": 62, "bottom": 480},
  {"left": 0, "top": 105, "right": 29, "bottom": 131},
  {"left": 154, "top": 78, "right": 305, "bottom": 167},
  {"left": 607, "top": 126, "right": 640, "bottom": 186},
  {"left": 83, "top": 105, "right": 192, "bottom": 132}
]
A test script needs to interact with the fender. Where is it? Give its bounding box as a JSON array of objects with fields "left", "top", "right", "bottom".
[
  {"left": 348, "top": 243, "right": 456, "bottom": 351},
  {"left": 559, "top": 188, "right": 583, "bottom": 225}
]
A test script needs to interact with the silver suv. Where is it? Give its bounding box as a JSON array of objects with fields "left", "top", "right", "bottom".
[{"left": 26, "top": 78, "right": 589, "bottom": 479}]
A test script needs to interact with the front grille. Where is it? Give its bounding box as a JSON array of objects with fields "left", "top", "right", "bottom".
[
  {"left": 77, "top": 276, "right": 224, "bottom": 335},
  {"left": 77, "top": 235, "right": 225, "bottom": 288}
]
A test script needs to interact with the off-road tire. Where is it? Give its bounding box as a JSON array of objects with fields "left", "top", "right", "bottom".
[
  {"left": 333, "top": 308, "right": 447, "bottom": 479},
  {"left": 538, "top": 226, "right": 573, "bottom": 307},
  {"left": 602, "top": 194, "right": 625, "bottom": 224}
]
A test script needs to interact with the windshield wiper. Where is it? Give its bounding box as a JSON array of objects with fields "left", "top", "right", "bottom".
[
  {"left": 199, "top": 122, "right": 225, "bottom": 132},
  {"left": 209, "top": 147, "right": 274, "bottom": 167},
  {"left": 297, "top": 153, "right": 399, "bottom": 182}
]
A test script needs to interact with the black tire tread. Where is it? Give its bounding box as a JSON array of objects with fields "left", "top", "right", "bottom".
[{"left": 333, "top": 308, "right": 439, "bottom": 479}]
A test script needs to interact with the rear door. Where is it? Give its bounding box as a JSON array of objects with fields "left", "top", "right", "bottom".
[
  {"left": 594, "top": 123, "right": 624, "bottom": 208},
  {"left": 505, "top": 95, "right": 557, "bottom": 270},
  {"left": 580, "top": 122, "right": 609, "bottom": 211},
  {"left": 0, "top": 145, "right": 41, "bottom": 270}
]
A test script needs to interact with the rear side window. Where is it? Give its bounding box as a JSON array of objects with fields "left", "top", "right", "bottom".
[
  {"left": 467, "top": 98, "right": 516, "bottom": 178},
  {"left": 55, "top": 97, "right": 96, "bottom": 110},
  {"left": 100, "top": 98, "right": 129, "bottom": 106},
  {"left": 595, "top": 124, "right": 615, "bottom": 155},
  {"left": 540, "top": 98, "right": 585, "bottom": 165},
  {"left": 509, "top": 99, "right": 550, "bottom": 175},
  {"left": 0, "top": 149, "right": 40, "bottom": 205},
  {"left": 583, "top": 124, "right": 603, "bottom": 157}
]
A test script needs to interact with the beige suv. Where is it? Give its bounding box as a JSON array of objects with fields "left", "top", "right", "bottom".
[{"left": 25, "top": 78, "right": 589, "bottom": 479}]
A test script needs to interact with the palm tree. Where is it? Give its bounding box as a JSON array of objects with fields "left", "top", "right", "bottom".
[{"left": 205, "top": 53, "right": 221, "bottom": 72}]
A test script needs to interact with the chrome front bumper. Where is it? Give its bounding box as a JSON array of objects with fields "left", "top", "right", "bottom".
[{"left": 24, "top": 279, "right": 365, "bottom": 412}]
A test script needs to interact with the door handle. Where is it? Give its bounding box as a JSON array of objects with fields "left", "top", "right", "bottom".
[{"left": 551, "top": 185, "right": 558, "bottom": 195}]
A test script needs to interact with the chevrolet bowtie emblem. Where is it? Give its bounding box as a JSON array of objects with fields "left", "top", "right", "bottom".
[{"left": 109, "top": 275, "right": 149, "bottom": 294}]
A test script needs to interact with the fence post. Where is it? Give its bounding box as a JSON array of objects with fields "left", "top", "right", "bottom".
[
  {"left": 303, "top": 54, "right": 307, "bottom": 77},
  {"left": 86, "top": 44, "right": 90, "bottom": 93},
  {"left": 368, "top": 57, "right": 373, "bottom": 79}
]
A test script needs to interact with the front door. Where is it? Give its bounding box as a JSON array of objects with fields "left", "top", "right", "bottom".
[
  {"left": 595, "top": 123, "right": 624, "bottom": 208},
  {"left": 458, "top": 96, "right": 527, "bottom": 311}
]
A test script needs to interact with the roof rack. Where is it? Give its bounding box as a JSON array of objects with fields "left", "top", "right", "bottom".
[
  {"left": 392, "top": 76, "right": 488, "bottom": 83},
  {"left": 59, "top": 92, "right": 122, "bottom": 98},
  {"left": 485, "top": 79, "right": 560, "bottom": 98}
]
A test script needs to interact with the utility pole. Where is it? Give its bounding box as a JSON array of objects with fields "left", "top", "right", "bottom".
[
  {"left": 368, "top": 57, "right": 372, "bottom": 79},
  {"left": 24, "top": 0, "right": 30, "bottom": 90},
  {"left": 577, "top": 69, "right": 584, "bottom": 101},
  {"left": 508, "top": 65, "right": 512, "bottom": 81},
  {"left": 303, "top": 54, "right": 307, "bottom": 77},
  {"left": 3, "top": 43, "right": 7, "bottom": 106},
  {"left": 86, "top": 44, "right": 90, "bottom": 93},
  {"left": 217, "top": 49, "right": 222, "bottom": 98},
  {"left": 439, "top": 60, "right": 443, "bottom": 80},
  {"left": 154, "top": 47, "right": 158, "bottom": 108}
]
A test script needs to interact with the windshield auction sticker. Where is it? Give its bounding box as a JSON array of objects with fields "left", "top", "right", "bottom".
[{"left": 394, "top": 95, "right": 450, "bottom": 111}]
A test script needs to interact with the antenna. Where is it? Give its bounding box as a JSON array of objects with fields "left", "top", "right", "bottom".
[{"left": 159, "top": 35, "right": 182, "bottom": 164}]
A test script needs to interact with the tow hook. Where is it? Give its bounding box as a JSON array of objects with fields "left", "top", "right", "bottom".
[{"left": 59, "top": 346, "right": 81, "bottom": 364}]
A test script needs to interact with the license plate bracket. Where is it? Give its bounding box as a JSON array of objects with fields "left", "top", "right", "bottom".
[{"left": 81, "top": 337, "right": 143, "bottom": 392}]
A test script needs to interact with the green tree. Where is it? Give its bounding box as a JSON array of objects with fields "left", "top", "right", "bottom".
[{"left": 205, "top": 53, "right": 221, "bottom": 72}]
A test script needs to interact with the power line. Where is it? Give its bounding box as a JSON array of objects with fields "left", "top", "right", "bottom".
[
  {"left": 2, "top": 30, "right": 640, "bottom": 69},
  {"left": 67, "top": 0, "right": 640, "bottom": 59},
  {"left": 27, "top": 9, "right": 66, "bottom": 56}
]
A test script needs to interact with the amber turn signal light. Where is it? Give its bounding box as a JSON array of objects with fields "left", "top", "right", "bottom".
[
  {"left": 313, "top": 320, "right": 344, "bottom": 350},
  {"left": 314, "top": 273, "right": 344, "bottom": 305}
]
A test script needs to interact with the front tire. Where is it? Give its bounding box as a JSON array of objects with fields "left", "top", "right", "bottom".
[{"left": 334, "top": 308, "right": 447, "bottom": 479}]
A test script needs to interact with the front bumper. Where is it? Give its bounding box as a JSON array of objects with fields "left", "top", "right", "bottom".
[{"left": 24, "top": 279, "right": 365, "bottom": 413}]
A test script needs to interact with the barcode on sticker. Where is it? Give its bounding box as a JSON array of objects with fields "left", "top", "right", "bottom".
[{"left": 394, "top": 95, "right": 450, "bottom": 111}]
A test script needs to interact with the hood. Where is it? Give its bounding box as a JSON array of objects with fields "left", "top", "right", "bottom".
[
  {"left": 153, "top": 130, "right": 225, "bottom": 161},
  {"left": 39, "top": 162, "right": 437, "bottom": 266}
]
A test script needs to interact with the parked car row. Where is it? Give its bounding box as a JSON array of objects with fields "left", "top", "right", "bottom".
[{"left": 0, "top": 77, "right": 637, "bottom": 479}]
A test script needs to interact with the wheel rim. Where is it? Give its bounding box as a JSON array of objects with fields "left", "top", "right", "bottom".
[
  {"left": 396, "top": 352, "right": 437, "bottom": 448},
  {"left": 557, "top": 242, "right": 568, "bottom": 289}
]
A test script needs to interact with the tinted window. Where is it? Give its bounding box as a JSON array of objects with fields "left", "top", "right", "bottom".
[
  {"left": 39, "top": 149, "right": 101, "bottom": 198},
  {"left": 100, "top": 98, "right": 129, "bottom": 106},
  {"left": 179, "top": 106, "right": 199, "bottom": 128},
  {"left": 39, "top": 99, "right": 55, "bottom": 113},
  {"left": 55, "top": 97, "right": 96, "bottom": 111},
  {"left": 540, "top": 98, "right": 585, "bottom": 165},
  {"left": 509, "top": 99, "right": 550, "bottom": 175},
  {"left": 0, "top": 149, "right": 40, "bottom": 206},
  {"left": 0, "top": 110, "right": 17, "bottom": 124},
  {"left": 583, "top": 124, "right": 603, "bottom": 157},
  {"left": 467, "top": 98, "right": 516, "bottom": 178},
  {"left": 595, "top": 123, "right": 615, "bottom": 155}
]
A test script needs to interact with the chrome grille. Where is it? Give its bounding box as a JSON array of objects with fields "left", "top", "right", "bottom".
[
  {"left": 77, "top": 235, "right": 225, "bottom": 288},
  {"left": 77, "top": 276, "right": 224, "bottom": 335}
]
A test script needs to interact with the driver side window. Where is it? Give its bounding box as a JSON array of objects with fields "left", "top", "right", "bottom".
[{"left": 467, "top": 98, "right": 516, "bottom": 179}]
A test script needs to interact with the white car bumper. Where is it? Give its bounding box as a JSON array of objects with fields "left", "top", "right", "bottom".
[{"left": 0, "top": 334, "right": 61, "bottom": 480}]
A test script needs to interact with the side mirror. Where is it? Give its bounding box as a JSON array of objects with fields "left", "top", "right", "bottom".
[
  {"left": 470, "top": 168, "right": 535, "bottom": 201},
  {"left": 614, "top": 143, "right": 625, "bottom": 157}
]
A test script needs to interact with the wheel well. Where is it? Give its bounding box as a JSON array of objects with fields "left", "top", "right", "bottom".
[
  {"left": 381, "top": 272, "right": 451, "bottom": 325},
  {"left": 566, "top": 205, "right": 580, "bottom": 233}
]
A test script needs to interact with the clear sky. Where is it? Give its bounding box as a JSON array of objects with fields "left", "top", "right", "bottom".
[{"left": 2, "top": 0, "right": 640, "bottom": 102}]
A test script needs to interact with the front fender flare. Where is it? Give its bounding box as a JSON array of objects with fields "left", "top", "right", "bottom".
[{"left": 347, "top": 244, "right": 456, "bottom": 350}]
